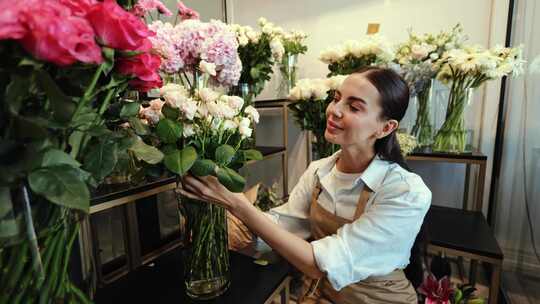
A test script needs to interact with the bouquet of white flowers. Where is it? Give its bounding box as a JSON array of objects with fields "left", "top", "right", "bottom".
[
  {"left": 288, "top": 75, "right": 347, "bottom": 159},
  {"left": 432, "top": 44, "right": 525, "bottom": 152},
  {"left": 320, "top": 34, "right": 395, "bottom": 76},
  {"left": 257, "top": 17, "right": 308, "bottom": 95},
  {"left": 229, "top": 22, "right": 274, "bottom": 103},
  {"left": 143, "top": 79, "right": 261, "bottom": 298},
  {"left": 396, "top": 24, "right": 467, "bottom": 147}
]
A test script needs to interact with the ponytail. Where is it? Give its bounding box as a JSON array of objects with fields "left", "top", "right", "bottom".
[{"left": 375, "top": 131, "right": 410, "bottom": 172}]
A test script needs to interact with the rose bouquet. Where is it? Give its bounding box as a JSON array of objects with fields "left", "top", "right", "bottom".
[
  {"left": 418, "top": 274, "right": 485, "bottom": 304},
  {"left": 287, "top": 75, "right": 347, "bottom": 159},
  {"left": 0, "top": 0, "right": 163, "bottom": 302},
  {"left": 320, "top": 34, "right": 395, "bottom": 76}
]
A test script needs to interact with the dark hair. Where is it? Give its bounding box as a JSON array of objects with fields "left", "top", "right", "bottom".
[
  {"left": 352, "top": 66, "right": 411, "bottom": 171},
  {"left": 353, "top": 66, "right": 428, "bottom": 288}
]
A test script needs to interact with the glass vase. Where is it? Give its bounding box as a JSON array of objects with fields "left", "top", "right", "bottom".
[
  {"left": 411, "top": 79, "right": 435, "bottom": 147},
  {"left": 432, "top": 86, "right": 474, "bottom": 153},
  {"left": 0, "top": 186, "right": 90, "bottom": 303},
  {"left": 278, "top": 53, "right": 298, "bottom": 98},
  {"left": 181, "top": 197, "right": 230, "bottom": 300}
]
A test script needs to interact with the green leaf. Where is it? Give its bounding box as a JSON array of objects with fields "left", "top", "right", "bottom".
[
  {"left": 28, "top": 165, "right": 90, "bottom": 212},
  {"left": 36, "top": 69, "right": 76, "bottom": 123},
  {"left": 190, "top": 159, "right": 216, "bottom": 177},
  {"left": 163, "top": 146, "right": 197, "bottom": 176},
  {"left": 120, "top": 102, "right": 140, "bottom": 117},
  {"left": 41, "top": 149, "right": 81, "bottom": 168},
  {"left": 13, "top": 116, "right": 48, "bottom": 140},
  {"left": 216, "top": 167, "right": 245, "bottom": 193},
  {"left": 129, "top": 139, "right": 164, "bottom": 165},
  {"left": 0, "top": 187, "right": 12, "bottom": 218},
  {"left": 162, "top": 104, "right": 180, "bottom": 120},
  {"left": 250, "top": 67, "right": 260, "bottom": 79},
  {"left": 156, "top": 118, "right": 183, "bottom": 144},
  {"left": 117, "top": 136, "right": 136, "bottom": 151},
  {"left": 215, "top": 144, "right": 235, "bottom": 166},
  {"left": 467, "top": 299, "right": 485, "bottom": 304},
  {"left": 85, "top": 125, "right": 112, "bottom": 137},
  {"left": 454, "top": 289, "right": 463, "bottom": 304},
  {"left": 128, "top": 117, "right": 149, "bottom": 135},
  {"left": 68, "top": 131, "right": 84, "bottom": 158},
  {"left": 5, "top": 75, "right": 28, "bottom": 114},
  {"left": 83, "top": 141, "right": 118, "bottom": 181},
  {"left": 161, "top": 144, "right": 177, "bottom": 155},
  {"left": 243, "top": 149, "right": 263, "bottom": 161}
]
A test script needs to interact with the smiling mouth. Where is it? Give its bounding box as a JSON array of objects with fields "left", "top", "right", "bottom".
[{"left": 326, "top": 120, "right": 343, "bottom": 133}]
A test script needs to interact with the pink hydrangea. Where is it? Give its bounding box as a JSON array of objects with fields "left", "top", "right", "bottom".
[{"left": 149, "top": 19, "right": 242, "bottom": 87}]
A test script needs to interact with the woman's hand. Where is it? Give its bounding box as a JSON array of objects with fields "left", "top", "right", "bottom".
[{"left": 177, "top": 174, "right": 248, "bottom": 212}]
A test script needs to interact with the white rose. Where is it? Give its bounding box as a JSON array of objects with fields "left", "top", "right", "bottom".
[
  {"left": 288, "top": 86, "right": 302, "bottom": 101},
  {"left": 198, "top": 88, "right": 220, "bottom": 103},
  {"left": 180, "top": 99, "right": 198, "bottom": 120},
  {"left": 223, "top": 119, "right": 237, "bottom": 131},
  {"left": 199, "top": 60, "right": 217, "bottom": 76},
  {"left": 262, "top": 24, "right": 273, "bottom": 35},
  {"left": 224, "top": 95, "right": 244, "bottom": 112},
  {"left": 160, "top": 83, "right": 186, "bottom": 96},
  {"left": 163, "top": 90, "right": 188, "bottom": 108},
  {"left": 326, "top": 75, "right": 347, "bottom": 91},
  {"left": 197, "top": 103, "right": 209, "bottom": 118},
  {"left": 183, "top": 124, "right": 195, "bottom": 138},
  {"left": 257, "top": 17, "right": 268, "bottom": 27},
  {"left": 411, "top": 44, "right": 429, "bottom": 60},
  {"left": 238, "top": 35, "right": 249, "bottom": 46},
  {"left": 246, "top": 29, "right": 258, "bottom": 42},
  {"left": 270, "top": 38, "right": 285, "bottom": 62},
  {"left": 238, "top": 117, "right": 253, "bottom": 138},
  {"left": 244, "top": 105, "right": 260, "bottom": 124}
]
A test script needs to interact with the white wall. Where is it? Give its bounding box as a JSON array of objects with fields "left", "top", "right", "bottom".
[{"left": 227, "top": 0, "right": 509, "bottom": 211}]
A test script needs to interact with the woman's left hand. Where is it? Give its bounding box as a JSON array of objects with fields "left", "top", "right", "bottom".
[{"left": 178, "top": 174, "right": 246, "bottom": 211}]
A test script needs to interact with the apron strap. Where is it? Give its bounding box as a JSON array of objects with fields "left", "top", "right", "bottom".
[{"left": 352, "top": 185, "right": 373, "bottom": 220}]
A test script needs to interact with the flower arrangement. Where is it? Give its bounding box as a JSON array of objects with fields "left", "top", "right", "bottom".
[
  {"left": 320, "top": 34, "right": 395, "bottom": 76},
  {"left": 396, "top": 24, "right": 467, "bottom": 147},
  {"left": 229, "top": 22, "right": 274, "bottom": 103},
  {"left": 432, "top": 44, "right": 525, "bottom": 152},
  {"left": 0, "top": 0, "right": 163, "bottom": 302},
  {"left": 149, "top": 14, "right": 242, "bottom": 89},
  {"left": 418, "top": 274, "right": 485, "bottom": 304},
  {"left": 257, "top": 17, "right": 308, "bottom": 95},
  {"left": 144, "top": 74, "right": 261, "bottom": 298},
  {"left": 397, "top": 132, "right": 418, "bottom": 155},
  {"left": 288, "top": 76, "right": 347, "bottom": 159}
]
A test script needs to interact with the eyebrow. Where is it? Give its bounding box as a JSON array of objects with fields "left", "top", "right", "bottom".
[
  {"left": 348, "top": 96, "right": 367, "bottom": 105},
  {"left": 334, "top": 90, "right": 367, "bottom": 105}
]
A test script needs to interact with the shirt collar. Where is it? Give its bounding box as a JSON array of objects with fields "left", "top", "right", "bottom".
[{"left": 316, "top": 150, "right": 391, "bottom": 192}]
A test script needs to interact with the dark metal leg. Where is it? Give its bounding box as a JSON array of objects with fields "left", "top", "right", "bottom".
[{"left": 469, "top": 259, "right": 478, "bottom": 287}]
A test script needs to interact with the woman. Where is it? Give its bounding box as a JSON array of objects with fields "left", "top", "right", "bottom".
[{"left": 178, "top": 67, "right": 432, "bottom": 303}]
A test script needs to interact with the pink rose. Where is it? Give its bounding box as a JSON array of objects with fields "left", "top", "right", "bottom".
[
  {"left": 131, "top": 0, "right": 172, "bottom": 17},
  {"left": 0, "top": 0, "right": 27, "bottom": 40},
  {"left": 117, "top": 53, "right": 163, "bottom": 92},
  {"left": 59, "top": 0, "right": 97, "bottom": 17},
  {"left": 10, "top": 0, "right": 103, "bottom": 66},
  {"left": 177, "top": 1, "right": 199, "bottom": 20},
  {"left": 86, "top": 0, "right": 155, "bottom": 51}
]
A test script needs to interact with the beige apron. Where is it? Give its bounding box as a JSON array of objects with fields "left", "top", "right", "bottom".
[{"left": 298, "top": 178, "right": 418, "bottom": 304}]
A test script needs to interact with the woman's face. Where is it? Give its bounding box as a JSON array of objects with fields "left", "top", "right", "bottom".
[{"left": 325, "top": 73, "right": 393, "bottom": 150}]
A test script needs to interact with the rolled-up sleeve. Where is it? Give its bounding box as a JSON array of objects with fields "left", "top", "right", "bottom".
[{"left": 311, "top": 173, "right": 431, "bottom": 290}]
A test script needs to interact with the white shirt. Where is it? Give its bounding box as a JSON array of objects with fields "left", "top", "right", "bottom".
[{"left": 262, "top": 151, "right": 432, "bottom": 291}]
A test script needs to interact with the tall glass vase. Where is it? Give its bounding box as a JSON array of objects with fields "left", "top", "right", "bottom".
[
  {"left": 279, "top": 54, "right": 298, "bottom": 98},
  {"left": 181, "top": 196, "right": 230, "bottom": 300},
  {"left": 432, "top": 86, "right": 474, "bottom": 153},
  {"left": 411, "top": 79, "right": 435, "bottom": 147}
]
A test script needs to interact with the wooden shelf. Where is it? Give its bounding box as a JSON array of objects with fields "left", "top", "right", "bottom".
[{"left": 90, "top": 176, "right": 177, "bottom": 214}]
